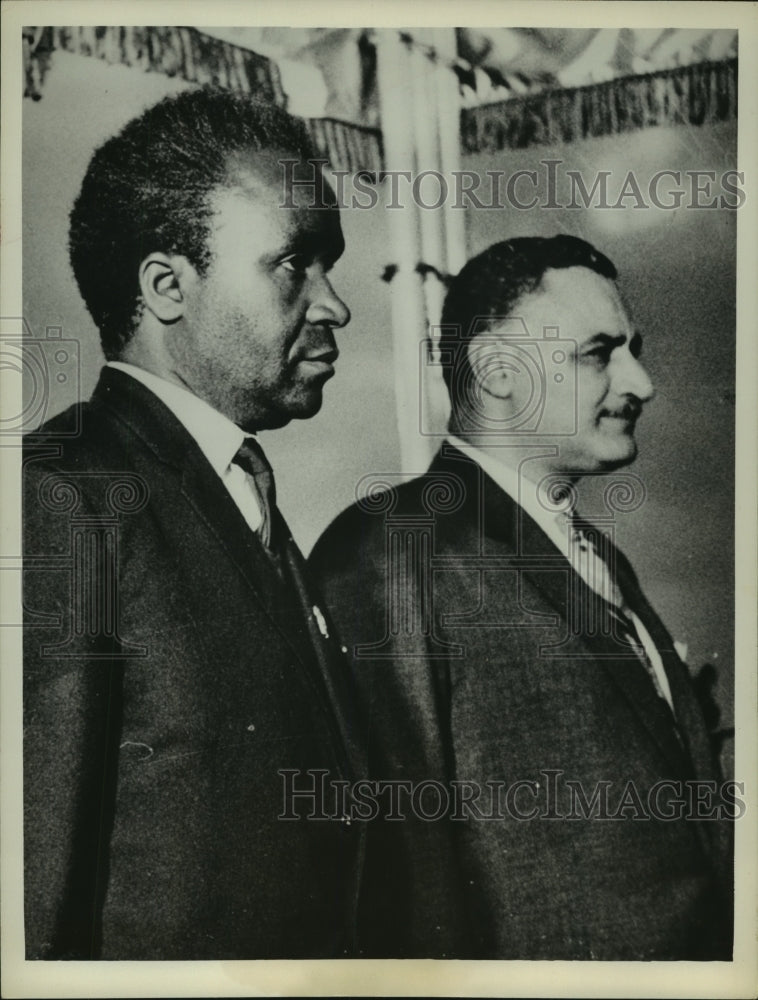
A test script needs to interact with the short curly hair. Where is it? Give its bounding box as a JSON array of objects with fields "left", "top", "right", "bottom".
[
  {"left": 69, "top": 87, "right": 317, "bottom": 359},
  {"left": 440, "top": 235, "right": 617, "bottom": 422}
]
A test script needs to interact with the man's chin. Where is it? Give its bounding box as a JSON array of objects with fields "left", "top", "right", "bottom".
[
  {"left": 237, "top": 392, "right": 324, "bottom": 432},
  {"left": 559, "top": 436, "right": 638, "bottom": 474},
  {"left": 294, "top": 386, "right": 326, "bottom": 418},
  {"left": 596, "top": 439, "right": 638, "bottom": 471},
  {"left": 274, "top": 390, "right": 325, "bottom": 426}
]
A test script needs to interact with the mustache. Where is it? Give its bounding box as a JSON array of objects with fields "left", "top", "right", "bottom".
[{"left": 599, "top": 400, "right": 643, "bottom": 421}]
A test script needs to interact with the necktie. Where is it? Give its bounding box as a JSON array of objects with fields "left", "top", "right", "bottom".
[
  {"left": 232, "top": 437, "right": 277, "bottom": 551},
  {"left": 233, "top": 439, "right": 334, "bottom": 643},
  {"left": 565, "top": 514, "right": 672, "bottom": 707}
]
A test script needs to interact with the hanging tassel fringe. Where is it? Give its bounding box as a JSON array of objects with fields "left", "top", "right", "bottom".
[
  {"left": 25, "top": 30, "right": 736, "bottom": 174},
  {"left": 24, "top": 26, "right": 383, "bottom": 174},
  {"left": 27, "top": 26, "right": 287, "bottom": 105},
  {"left": 303, "top": 117, "right": 383, "bottom": 177},
  {"left": 461, "top": 59, "right": 738, "bottom": 154}
]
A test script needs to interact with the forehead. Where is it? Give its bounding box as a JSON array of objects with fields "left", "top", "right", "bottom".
[
  {"left": 205, "top": 152, "right": 344, "bottom": 257},
  {"left": 225, "top": 146, "right": 339, "bottom": 204},
  {"left": 510, "top": 266, "right": 630, "bottom": 341}
]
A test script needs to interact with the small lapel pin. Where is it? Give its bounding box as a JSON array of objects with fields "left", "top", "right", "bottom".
[{"left": 312, "top": 605, "right": 329, "bottom": 639}]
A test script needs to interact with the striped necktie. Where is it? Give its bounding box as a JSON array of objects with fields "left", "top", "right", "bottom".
[
  {"left": 566, "top": 514, "right": 672, "bottom": 706},
  {"left": 233, "top": 437, "right": 277, "bottom": 551}
]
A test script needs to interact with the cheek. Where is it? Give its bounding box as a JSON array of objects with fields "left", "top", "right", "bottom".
[
  {"left": 192, "top": 279, "right": 304, "bottom": 370},
  {"left": 577, "top": 371, "right": 609, "bottom": 415},
  {"left": 189, "top": 286, "right": 238, "bottom": 342},
  {"left": 544, "top": 374, "right": 578, "bottom": 414}
]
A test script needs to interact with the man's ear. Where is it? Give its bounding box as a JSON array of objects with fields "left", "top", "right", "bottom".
[
  {"left": 467, "top": 337, "right": 515, "bottom": 402},
  {"left": 138, "top": 253, "right": 194, "bottom": 324}
]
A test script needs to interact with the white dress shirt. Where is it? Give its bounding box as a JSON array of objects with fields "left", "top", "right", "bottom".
[
  {"left": 108, "top": 362, "right": 263, "bottom": 533},
  {"left": 446, "top": 435, "right": 674, "bottom": 710}
]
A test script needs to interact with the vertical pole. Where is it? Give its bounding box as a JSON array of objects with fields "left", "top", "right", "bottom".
[
  {"left": 375, "top": 31, "right": 433, "bottom": 475},
  {"left": 428, "top": 27, "right": 466, "bottom": 434},
  {"left": 410, "top": 45, "right": 446, "bottom": 330},
  {"left": 433, "top": 26, "right": 467, "bottom": 277},
  {"left": 409, "top": 40, "right": 450, "bottom": 443}
]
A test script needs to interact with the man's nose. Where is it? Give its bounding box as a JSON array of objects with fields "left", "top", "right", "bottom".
[
  {"left": 612, "top": 350, "right": 654, "bottom": 403},
  {"left": 307, "top": 273, "right": 351, "bottom": 329}
]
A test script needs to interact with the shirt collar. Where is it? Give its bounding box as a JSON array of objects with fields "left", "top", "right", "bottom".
[
  {"left": 446, "top": 434, "right": 573, "bottom": 556},
  {"left": 107, "top": 362, "right": 247, "bottom": 475}
]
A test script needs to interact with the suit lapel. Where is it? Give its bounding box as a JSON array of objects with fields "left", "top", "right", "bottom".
[
  {"left": 612, "top": 550, "right": 719, "bottom": 782},
  {"left": 514, "top": 500, "right": 693, "bottom": 775},
  {"left": 179, "top": 462, "right": 363, "bottom": 781},
  {"left": 280, "top": 522, "right": 367, "bottom": 780},
  {"left": 179, "top": 452, "right": 304, "bottom": 625},
  {"left": 93, "top": 367, "right": 326, "bottom": 676},
  {"left": 431, "top": 444, "right": 694, "bottom": 775}
]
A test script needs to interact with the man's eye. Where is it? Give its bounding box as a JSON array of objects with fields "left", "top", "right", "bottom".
[
  {"left": 280, "top": 256, "right": 308, "bottom": 274},
  {"left": 583, "top": 346, "right": 611, "bottom": 362}
]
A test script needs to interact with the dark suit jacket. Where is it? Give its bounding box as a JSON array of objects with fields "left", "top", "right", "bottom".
[
  {"left": 23, "top": 366, "right": 365, "bottom": 960},
  {"left": 309, "top": 443, "right": 733, "bottom": 960}
]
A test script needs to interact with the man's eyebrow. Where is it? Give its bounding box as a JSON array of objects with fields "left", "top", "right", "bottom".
[
  {"left": 265, "top": 229, "right": 345, "bottom": 268},
  {"left": 580, "top": 332, "right": 628, "bottom": 349}
]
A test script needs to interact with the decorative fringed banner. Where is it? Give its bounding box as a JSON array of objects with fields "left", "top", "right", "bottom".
[
  {"left": 25, "top": 28, "right": 737, "bottom": 174},
  {"left": 23, "top": 25, "right": 286, "bottom": 104},
  {"left": 304, "top": 117, "right": 384, "bottom": 177},
  {"left": 23, "top": 25, "right": 382, "bottom": 174},
  {"left": 22, "top": 26, "right": 53, "bottom": 100},
  {"left": 461, "top": 59, "right": 738, "bottom": 154}
]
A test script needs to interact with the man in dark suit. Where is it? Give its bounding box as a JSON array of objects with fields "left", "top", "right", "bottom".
[
  {"left": 23, "top": 88, "right": 364, "bottom": 959},
  {"left": 310, "top": 236, "right": 734, "bottom": 960}
]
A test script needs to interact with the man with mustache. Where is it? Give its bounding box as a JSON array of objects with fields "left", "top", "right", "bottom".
[
  {"left": 23, "top": 88, "right": 363, "bottom": 959},
  {"left": 310, "top": 235, "right": 733, "bottom": 959}
]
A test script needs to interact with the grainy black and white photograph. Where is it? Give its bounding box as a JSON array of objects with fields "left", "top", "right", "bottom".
[{"left": 2, "top": 2, "right": 756, "bottom": 998}]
